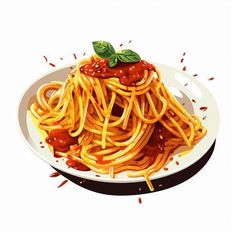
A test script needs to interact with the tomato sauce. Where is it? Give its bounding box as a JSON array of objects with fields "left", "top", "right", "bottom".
[
  {"left": 45, "top": 129, "right": 91, "bottom": 170},
  {"left": 66, "top": 159, "right": 90, "bottom": 171},
  {"left": 46, "top": 129, "right": 78, "bottom": 154},
  {"left": 80, "top": 59, "right": 155, "bottom": 86}
]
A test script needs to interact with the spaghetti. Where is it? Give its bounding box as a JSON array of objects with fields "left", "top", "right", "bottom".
[{"left": 31, "top": 55, "right": 206, "bottom": 191}]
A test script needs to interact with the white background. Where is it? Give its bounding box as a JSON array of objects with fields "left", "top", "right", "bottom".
[{"left": 0, "top": 0, "right": 234, "bottom": 235}]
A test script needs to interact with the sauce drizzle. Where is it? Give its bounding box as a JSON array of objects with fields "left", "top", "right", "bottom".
[
  {"left": 138, "top": 197, "right": 142, "bottom": 204},
  {"left": 66, "top": 159, "right": 90, "bottom": 171},
  {"left": 50, "top": 172, "right": 60, "bottom": 177},
  {"left": 43, "top": 56, "right": 48, "bottom": 63},
  {"left": 200, "top": 106, "right": 208, "bottom": 111},
  {"left": 208, "top": 77, "right": 215, "bottom": 81},
  {"left": 49, "top": 63, "right": 56, "bottom": 67},
  {"left": 57, "top": 179, "right": 68, "bottom": 188}
]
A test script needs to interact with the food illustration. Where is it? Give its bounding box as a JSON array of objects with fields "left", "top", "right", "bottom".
[{"left": 29, "top": 41, "right": 207, "bottom": 191}]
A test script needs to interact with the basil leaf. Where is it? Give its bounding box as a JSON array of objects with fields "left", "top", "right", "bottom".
[
  {"left": 92, "top": 41, "right": 116, "bottom": 58},
  {"left": 108, "top": 54, "right": 118, "bottom": 67},
  {"left": 117, "top": 49, "right": 141, "bottom": 63}
]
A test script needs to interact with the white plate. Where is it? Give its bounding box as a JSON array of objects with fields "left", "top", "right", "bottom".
[{"left": 18, "top": 63, "right": 220, "bottom": 183}]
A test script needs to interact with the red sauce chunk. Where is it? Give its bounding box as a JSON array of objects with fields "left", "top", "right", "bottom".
[
  {"left": 46, "top": 129, "right": 78, "bottom": 154},
  {"left": 80, "top": 59, "right": 155, "bottom": 86},
  {"left": 66, "top": 159, "right": 90, "bottom": 171}
]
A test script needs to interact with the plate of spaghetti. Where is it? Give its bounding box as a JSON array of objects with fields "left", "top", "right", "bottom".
[{"left": 18, "top": 41, "right": 219, "bottom": 192}]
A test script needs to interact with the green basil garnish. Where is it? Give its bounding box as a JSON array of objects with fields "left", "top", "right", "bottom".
[
  {"left": 92, "top": 41, "right": 141, "bottom": 67},
  {"left": 117, "top": 50, "right": 141, "bottom": 63},
  {"left": 92, "top": 41, "right": 115, "bottom": 59},
  {"left": 108, "top": 54, "right": 118, "bottom": 68}
]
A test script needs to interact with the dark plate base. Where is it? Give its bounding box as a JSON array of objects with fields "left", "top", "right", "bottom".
[{"left": 53, "top": 140, "right": 216, "bottom": 195}]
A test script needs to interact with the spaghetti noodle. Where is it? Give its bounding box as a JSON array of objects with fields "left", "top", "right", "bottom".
[{"left": 31, "top": 55, "right": 206, "bottom": 191}]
